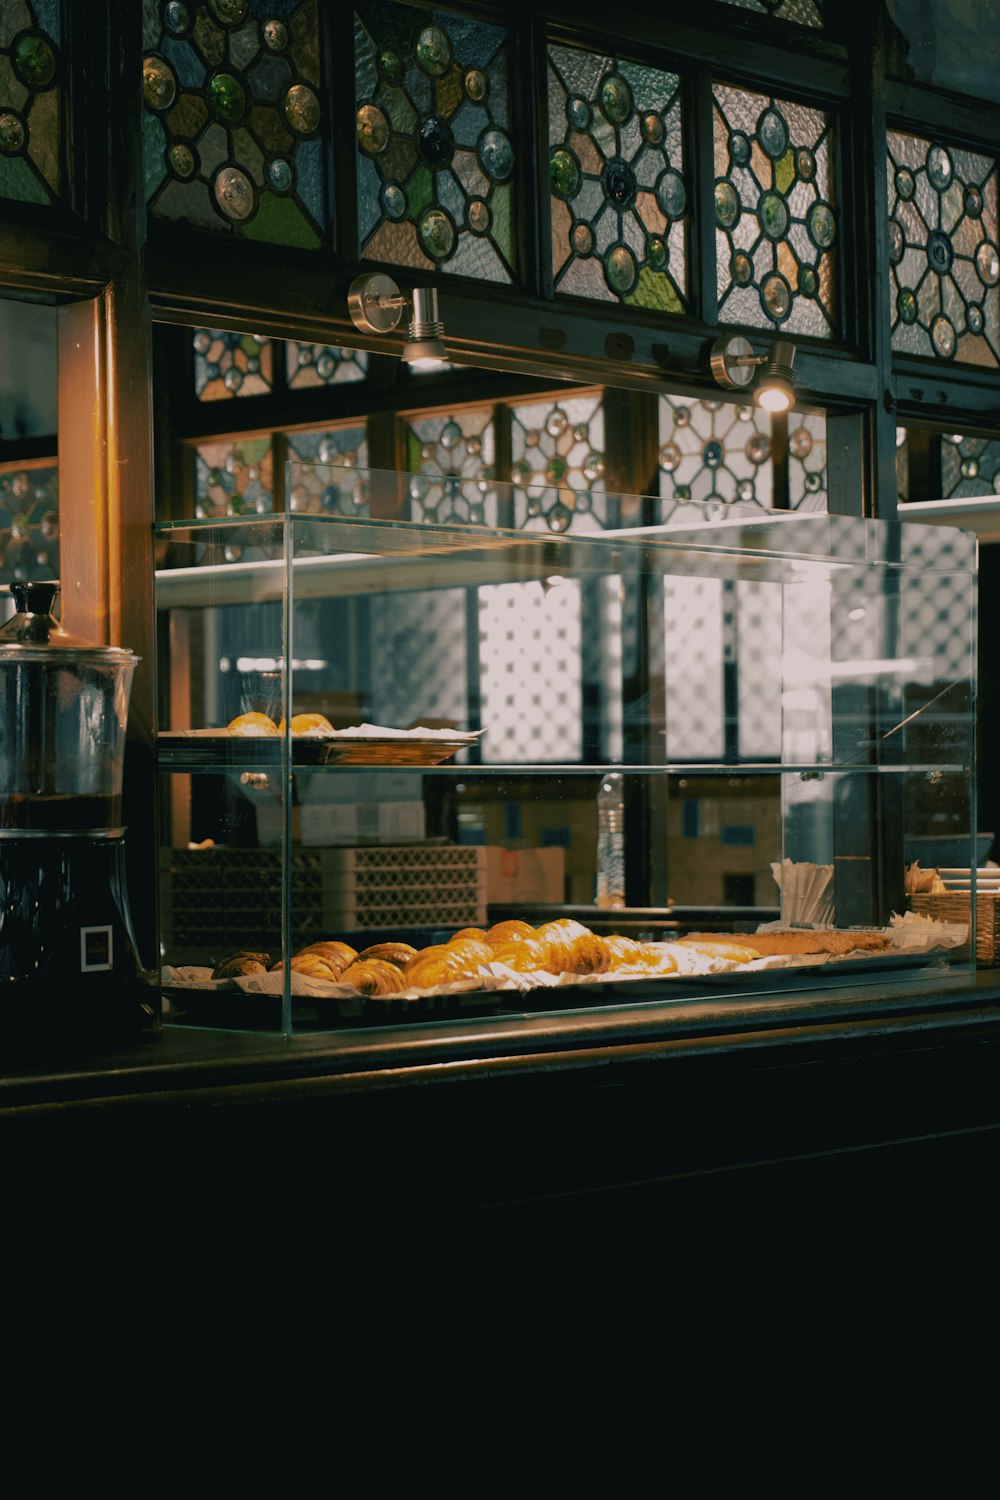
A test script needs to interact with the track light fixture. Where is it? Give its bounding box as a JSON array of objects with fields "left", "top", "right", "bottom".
[
  {"left": 348, "top": 272, "right": 447, "bottom": 368},
  {"left": 709, "top": 335, "right": 797, "bottom": 413}
]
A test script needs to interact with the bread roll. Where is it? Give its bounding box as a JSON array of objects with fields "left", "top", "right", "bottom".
[
  {"left": 212, "top": 951, "right": 270, "bottom": 979},
  {"left": 356, "top": 942, "right": 418, "bottom": 969},
  {"left": 339, "top": 959, "right": 407, "bottom": 997},
  {"left": 227, "top": 712, "right": 278, "bottom": 736}
]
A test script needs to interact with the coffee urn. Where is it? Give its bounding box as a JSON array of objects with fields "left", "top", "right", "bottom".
[{"left": 0, "top": 582, "right": 152, "bottom": 1035}]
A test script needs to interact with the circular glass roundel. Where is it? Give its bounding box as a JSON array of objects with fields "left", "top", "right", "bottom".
[
  {"left": 143, "top": 55, "right": 177, "bottom": 111},
  {"left": 927, "top": 144, "right": 952, "bottom": 191},
  {"left": 583, "top": 452, "right": 605, "bottom": 482},
  {"left": 642, "top": 113, "right": 665, "bottom": 146},
  {"left": 897, "top": 287, "right": 918, "bottom": 324},
  {"left": 931, "top": 314, "right": 956, "bottom": 357},
  {"left": 419, "top": 116, "right": 455, "bottom": 168},
  {"left": 758, "top": 107, "right": 788, "bottom": 159},
  {"left": 888, "top": 218, "right": 904, "bottom": 265},
  {"left": 571, "top": 221, "right": 594, "bottom": 256},
  {"left": 968, "top": 303, "right": 985, "bottom": 335},
  {"left": 357, "top": 104, "right": 389, "bottom": 155},
  {"left": 976, "top": 239, "right": 1000, "bottom": 286},
  {"left": 746, "top": 434, "right": 770, "bottom": 465},
  {"left": 647, "top": 236, "right": 667, "bottom": 269},
  {"left": 714, "top": 180, "right": 740, "bottom": 229},
  {"left": 674, "top": 407, "right": 690, "bottom": 428},
  {"left": 797, "top": 147, "right": 816, "bottom": 181},
  {"left": 209, "top": 71, "right": 247, "bottom": 124},
  {"left": 789, "top": 426, "right": 813, "bottom": 459},
  {"left": 268, "top": 157, "right": 293, "bottom": 192},
  {"left": 546, "top": 408, "right": 568, "bottom": 437},
  {"left": 377, "top": 49, "right": 403, "bottom": 84},
  {"left": 927, "top": 229, "right": 953, "bottom": 274},
  {"left": 729, "top": 132, "right": 750, "bottom": 167},
  {"left": 546, "top": 454, "right": 568, "bottom": 484},
  {"left": 193, "top": 330, "right": 211, "bottom": 353},
  {"left": 762, "top": 271, "right": 791, "bottom": 320},
  {"left": 808, "top": 201, "right": 836, "bottom": 249},
  {"left": 164, "top": 3, "right": 191, "bottom": 35},
  {"left": 599, "top": 73, "right": 633, "bottom": 126},
  {"left": 381, "top": 182, "right": 406, "bottom": 218},
  {"left": 657, "top": 169, "right": 687, "bottom": 219},
  {"left": 804, "top": 470, "right": 823, "bottom": 493},
  {"left": 550, "top": 147, "right": 581, "bottom": 199},
  {"left": 419, "top": 206, "right": 457, "bottom": 261},
  {"left": 283, "top": 83, "right": 320, "bottom": 135},
  {"left": 511, "top": 459, "right": 531, "bottom": 487},
  {"left": 658, "top": 441, "right": 681, "bottom": 473},
  {"left": 731, "top": 250, "right": 752, "bottom": 285},
  {"left": 548, "top": 502, "right": 572, "bottom": 533},
  {"left": 167, "top": 141, "right": 196, "bottom": 178},
  {"left": 736, "top": 479, "right": 755, "bottom": 501},
  {"left": 478, "top": 127, "right": 514, "bottom": 183},
  {"left": 567, "top": 96, "right": 590, "bottom": 130},
  {"left": 467, "top": 197, "right": 490, "bottom": 233},
  {"left": 760, "top": 191, "right": 790, "bottom": 240},
  {"left": 703, "top": 440, "right": 723, "bottom": 469},
  {"left": 605, "top": 244, "right": 638, "bottom": 294},
  {"left": 264, "top": 20, "right": 289, "bottom": 52},
  {"left": 604, "top": 159, "right": 636, "bottom": 207},
  {"left": 965, "top": 184, "right": 983, "bottom": 218},
  {"left": 799, "top": 264, "right": 818, "bottom": 296},
  {"left": 214, "top": 165, "right": 255, "bottom": 221},
  {"left": 14, "top": 32, "right": 57, "bottom": 88},
  {"left": 415, "top": 26, "right": 452, "bottom": 79},
  {"left": 465, "top": 69, "right": 488, "bottom": 103},
  {"left": 0, "top": 112, "right": 26, "bottom": 155},
  {"left": 961, "top": 457, "right": 980, "bottom": 479},
  {"left": 440, "top": 421, "right": 462, "bottom": 451},
  {"left": 896, "top": 166, "right": 915, "bottom": 201}
]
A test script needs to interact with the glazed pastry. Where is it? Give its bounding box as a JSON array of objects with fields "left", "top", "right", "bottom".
[
  {"left": 535, "top": 918, "right": 591, "bottom": 973},
  {"left": 212, "top": 951, "right": 270, "bottom": 979},
  {"left": 489, "top": 933, "right": 551, "bottom": 974},
  {"left": 680, "top": 929, "right": 890, "bottom": 958},
  {"left": 295, "top": 940, "right": 357, "bottom": 975},
  {"left": 227, "top": 712, "right": 279, "bottom": 736},
  {"left": 602, "top": 934, "right": 646, "bottom": 969},
  {"left": 444, "top": 936, "right": 494, "bottom": 969},
  {"left": 450, "top": 927, "right": 488, "bottom": 943},
  {"left": 277, "top": 712, "right": 334, "bottom": 735},
  {"left": 485, "top": 919, "right": 536, "bottom": 947},
  {"left": 676, "top": 938, "right": 761, "bottom": 965},
  {"left": 567, "top": 932, "right": 611, "bottom": 975},
  {"left": 288, "top": 950, "right": 350, "bottom": 982},
  {"left": 404, "top": 944, "right": 469, "bottom": 990},
  {"left": 356, "top": 942, "right": 418, "bottom": 970},
  {"left": 340, "top": 959, "right": 407, "bottom": 997}
]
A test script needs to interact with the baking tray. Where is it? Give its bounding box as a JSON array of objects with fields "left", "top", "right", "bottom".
[{"left": 157, "top": 729, "right": 480, "bottom": 769}]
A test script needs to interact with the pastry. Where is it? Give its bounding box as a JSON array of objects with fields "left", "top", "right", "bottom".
[
  {"left": 227, "top": 712, "right": 279, "bottom": 736},
  {"left": 295, "top": 940, "right": 357, "bottom": 975},
  {"left": 404, "top": 944, "right": 470, "bottom": 989},
  {"left": 277, "top": 712, "right": 334, "bottom": 735},
  {"left": 212, "top": 951, "right": 270, "bottom": 979},
  {"left": 535, "top": 918, "right": 592, "bottom": 973},
  {"left": 339, "top": 959, "right": 407, "bottom": 997},
  {"left": 356, "top": 942, "right": 418, "bottom": 969},
  {"left": 567, "top": 932, "right": 611, "bottom": 975},
  {"left": 489, "top": 934, "right": 551, "bottom": 973},
  {"left": 676, "top": 938, "right": 762, "bottom": 965},
  {"left": 288, "top": 950, "right": 349, "bottom": 982},
  {"left": 444, "top": 936, "right": 494, "bottom": 969},
  {"left": 602, "top": 935, "right": 646, "bottom": 968},
  {"left": 485, "top": 919, "right": 536, "bottom": 947},
  {"left": 450, "top": 927, "right": 488, "bottom": 943},
  {"left": 680, "top": 929, "right": 890, "bottom": 958}
]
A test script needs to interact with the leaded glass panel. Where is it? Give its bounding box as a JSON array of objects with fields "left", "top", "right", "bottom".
[
  {"left": 940, "top": 432, "right": 1000, "bottom": 498},
  {"left": 287, "top": 342, "right": 368, "bottom": 388},
  {"left": 287, "top": 429, "right": 370, "bottom": 514},
  {"left": 787, "top": 410, "right": 827, "bottom": 509},
  {"left": 656, "top": 396, "right": 772, "bottom": 512},
  {"left": 509, "top": 394, "right": 607, "bottom": 531},
  {"left": 714, "top": 83, "right": 837, "bottom": 337},
  {"left": 194, "top": 436, "right": 274, "bottom": 522},
  {"left": 720, "top": 0, "right": 824, "bottom": 23},
  {"left": 0, "top": 461, "right": 58, "bottom": 582},
  {"left": 478, "top": 580, "right": 583, "bottom": 763},
  {"left": 405, "top": 408, "right": 496, "bottom": 524},
  {"left": 547, "top": 42, "right": 687, "bottom": 311},
  {"left": 0, "top": 0, "right": 62, "bottom": 206},
  {"left": 143, "top": 0, "right": 328, "bottom": 247},
  {"left": 887, "top": 129, "right": 999, "bottom": 366},
  {"left": 354, "top": 3, "right": 515, "bottom": 283},
  {"left": 193, "top": 327, "right": 273, "bottom": 399}
]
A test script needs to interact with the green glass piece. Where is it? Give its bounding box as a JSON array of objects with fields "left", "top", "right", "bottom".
[
  {"left": 546, "top": 455, "right": 568, "bottom": 483},
  {"left": 625, "top": 266, "right": 683, "bottom": 312},
  {"left": 14, "top": 34, "right": 56, "bottom": 89},
  {"left": 240, "top": 190, "right": 322, "bottom": 248},
  {"left": 192, "top": 11, "right": 226, "bottom": 67},
  {"left": 549, "top": 147, "right": 580, "bottom": 199},
  {"left": 775, "top": 148, "right": 796, "bottom": 195},
  {"left": 408, "top": 164, "right": 433, "bottom": 219},
  {"left": 605, "top": 244, "right": 637, "bottom": 294},
  {"left": 599, "top": 72, "right": 633, "bottom": 126},
  {"left": 209, "top": 72, "right": 247, "bottom": 124},
  {"left": 419, "top": 205, "right": 456, "bottom": 260},
  {"left": 760, "top": 190, "right": 790, "bottom": 239},
  {"left": 0, "top": 151, "right": 50, "bottom": 205},
  {"left": 799, "top": 264, "right": 818, "bottom": 295},
  {"left": 0, "top": 112, "right": 26, "bottom": 155},
  {"left": 808, "top": 201, "right": 835, "bottom": 248},
  {"left": 378, "top": 49, "right": 403, "bottom": 84},
  {"left": 647, "top": 235, "right": 667, "bottom": 269},
  {"left": 415, "top": 26, "right": 452, "bottom": 79}
]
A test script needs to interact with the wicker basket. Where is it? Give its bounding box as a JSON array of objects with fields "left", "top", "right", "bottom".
[{"left": 910, "top": 892, "right": 1000, "bottom": 966}]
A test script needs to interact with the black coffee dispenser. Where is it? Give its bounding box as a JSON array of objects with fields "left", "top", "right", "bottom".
[{"left": 0, "top": 582, "right": 150, "bottom": 1033}]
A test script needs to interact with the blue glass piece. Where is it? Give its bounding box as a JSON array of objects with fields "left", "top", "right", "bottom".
[
  {"left": 354, "top": 16, "right": 378, "bottom": 99},
  {"left": 161, "top": 36, "right": 206, "bottom": 88},
  {"left": 437, "top": 167, "right": 466, "bottom": 220},
  {"left": 451, "top": 101, "right": 487, "bottom": 149},
  {"left": 248, "top": 53, "right": 292, "bottom": 101},
  {"left": 357, "top": 149, "right": 380, "bottom": 238},
  {"left": 294, "top": 136, "right": 326, "bottom": 229},
  {"left": 436, "top": 11, "right": 507, "bottom": 70},
  {"left": 486, "top": 57, "right": 508, "bottom": 126},
  {"left": 405, "top": 64, "right": 432, "bottom": 115},
  {"left": 32, "top": 0, "right": 61, "bottom": 41}
]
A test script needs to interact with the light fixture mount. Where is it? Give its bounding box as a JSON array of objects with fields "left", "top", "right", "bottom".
[
  {"left": 710, "top": 334, "right": 758, "bottom": 391},
  {"left": 709, "top": 334, "right": 796, "bottom": 411},
  {"left": 348, "top": 271, "right": 447, "bottom": 365}
]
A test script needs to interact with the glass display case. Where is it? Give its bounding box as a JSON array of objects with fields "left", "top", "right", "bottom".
[{"left": 153, "top": 463, "right": 979, "bottom": 1036}]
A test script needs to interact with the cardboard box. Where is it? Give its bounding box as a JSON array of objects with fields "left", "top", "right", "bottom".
[{"left": 484, "top": 846, "right": 565, "bottom": 906}]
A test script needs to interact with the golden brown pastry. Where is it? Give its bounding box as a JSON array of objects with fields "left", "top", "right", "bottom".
[
  {"left": 227, "top": 712, "right": 279, "bottom": 736},
  {"left": 676, "top": 938, "right": 762, "bottom": 965},
  {"left": 356, "top": 942, "right": 418, "bottom": 969},
  {"left": 680, "top": 929, "right": 890, "bottom": 958},
  {"left": 444, "top": 936, "right": 494, "bottom": 969},
  {"left": 535, "top": 918, "right": 592, "bottom": 973},
  {"left": 485, "top": 919, "right": 536, "bottom": 947},
  {"left": 450, "top": 927, "right": 488, "bottom": 943},
  {"left": 404, "top": 944, "right": 470, "bottom": 990},
  {"left": 288, "top": 950, "right": 350, "bottom": 982},
  {"left": 339, "top": 959, "right": 407, "bottom": 997},
  {"left": 567, "top": 932, "right": 611, "bottom": 975},
  {"left": 212, "top": 951, "right": 270, "bottom": 979},
  {"left": 489, "top": 933, "right": 551, "bottom": 973},
  {"left": 602, "top": 934, "right": 646, "bottom": 968},
  {"left": 277, "top": 712, "right": 334, "bottom": 735},
  {"left": 295, "top": 940, "right": 357, "bottom": 976}
]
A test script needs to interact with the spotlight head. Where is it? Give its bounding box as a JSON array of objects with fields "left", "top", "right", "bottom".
[
  {"left": 709, "top": 334, "right": 796, "bottom": 411},
  {"left": 754, "top": 339, "right": 796, "bottom": 413},
  {"left": 347, "top": 274, "right": 446, "bottom": 366}
]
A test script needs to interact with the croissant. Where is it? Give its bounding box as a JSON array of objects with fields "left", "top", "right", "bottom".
[
  {"left": 339, "top": 959, "right": 407, "bottom": 996},
  {"left": 404, "top": 944, "right": 471, "bottom": 990},
  {"left": 567, "top": 933, "right": 610, "bottom": 975},
  {"left": 535, "top": 918, "right": 591, "bottom": 973},
  {"left": 212, "top": 951, "right": 270, "bottom": 979},
  {"left": 602, "top": 934, "right": 646, "bottom": 968},
  {"left": 288, "top": 950, "right": 348, "bottom": 982},
  {"left": 485, "top": 919, "right": 536, "bottom": 947},
  {"left": 450, "top": 927, "right": 488, "bottom": 943},
  {"left": 445, "top": 936, "right": 494, "bottom": 969},
  {"left": 489, "top": 933, "right": 551, "bottom": 973},
  {"left": 294, "top": 940, "right": 357, "bottom": 976},
  {"left": 356, "top": 942, "right": 418, "bottom": 969}
]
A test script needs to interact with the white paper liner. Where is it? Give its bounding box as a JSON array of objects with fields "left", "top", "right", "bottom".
[{"left": 771, "top": 858, "right": 835, "bottom": 927}]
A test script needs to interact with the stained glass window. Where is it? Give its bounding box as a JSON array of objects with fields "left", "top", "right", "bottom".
[
  {"left": 0, "top": 462, "right": 58, "bottom": 582},
  {"left": 405, "top": 408, "right": 496, "bottom": 524},
  {"left": 0, "top": 1, "right": 62, "bottom": 206},
  {"left": 657, "top": 396, "right": 772, "bottom": 513},
  {"left": 354, "top": 2, "right": 515, "bottom": 282},
  {"left": 509, "top": 394, "right": 607, "bottom": 531},
  {"left": 547, "top": 42, "right": 687, "bottom": 311},
  {"left": 787, "top": 410, "right": 827, "bottom": 509},
  {"left": 287, "top": 428, "right": 370, "bottom": 514},
  {"left": 193, "top": 327, "right": 273, "bottom": 399},
  {"left": 143, "top": 0, "right": 328, "bottom": 248},
  {"left": 194, "top": 436, "right": 273, "bottom": 520},
  {"left": 940, "top": 433, "right": 1000, "bottom": 498},
  {"left": 287, "top": 342, "right": 368, "bottom": 388},
  {"left": 887, "top": 130, "right": 999, "bottom": 366},
  {"left": 714, "top": 83, "right": 837, "bottom": 337},
  {"left": 720, "top": 0, "right": 824, "bottom": 24}
]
